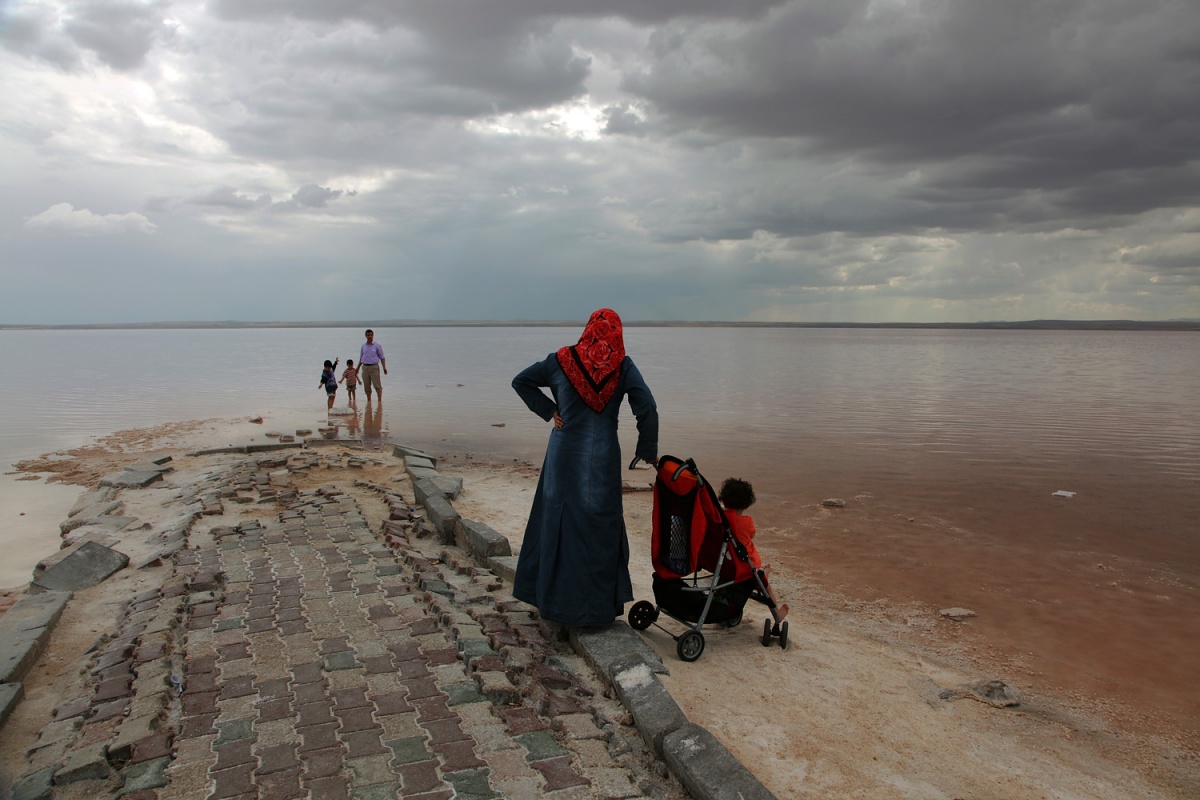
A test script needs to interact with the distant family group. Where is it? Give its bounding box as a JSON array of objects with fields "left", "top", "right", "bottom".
[{"left": 319, "top": 328, "right": 388, "bottom": 410}]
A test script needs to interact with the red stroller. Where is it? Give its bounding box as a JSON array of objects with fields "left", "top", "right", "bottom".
[{"left": 628, "top": 455, "right": 788, "bottom": 661}]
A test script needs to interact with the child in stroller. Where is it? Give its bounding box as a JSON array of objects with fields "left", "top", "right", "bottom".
[
  {"left": 718, "top": 477, "right": 789, "bottom": 623},
  {"left": 628, "top": 456, "right": 789, "bottom": 661}
]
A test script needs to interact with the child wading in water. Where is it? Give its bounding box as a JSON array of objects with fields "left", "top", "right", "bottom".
[
  {"left": 719, "top": 477, "right": 789, "bottom": 621},
  {"left": 319, "top": 358, "right": 339, "bottom": 410},
  {"left": 340, "top": 359, "right": 359, "bottom": 407}
]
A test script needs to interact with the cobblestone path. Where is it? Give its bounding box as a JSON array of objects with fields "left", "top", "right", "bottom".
[{"left": 8, "top": 450, "right": 682, "bottom": 800}]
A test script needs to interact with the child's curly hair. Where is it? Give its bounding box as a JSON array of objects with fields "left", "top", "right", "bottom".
[{"left": 718, "top": 477, "right": 755, "bottom": 511}]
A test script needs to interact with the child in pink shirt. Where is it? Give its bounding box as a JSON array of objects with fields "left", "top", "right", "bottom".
[{"left": 340, "top": 360, "right": 360, "bottom": 407}]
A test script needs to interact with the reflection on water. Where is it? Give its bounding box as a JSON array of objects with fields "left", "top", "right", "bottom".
[{"left": 0, "top": 327, "right": 1197, "bottom": 484}]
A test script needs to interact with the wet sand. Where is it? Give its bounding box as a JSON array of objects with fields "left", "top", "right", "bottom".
[{"left": 739, "top": 440, "right": 1200, "bottom": 750}]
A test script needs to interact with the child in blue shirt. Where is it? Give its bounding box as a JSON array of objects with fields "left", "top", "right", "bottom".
[{"left": 319, "top": 358, "right": 339, "bottom": 410}]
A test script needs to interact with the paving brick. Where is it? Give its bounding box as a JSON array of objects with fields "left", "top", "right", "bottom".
[
  {"left": 335, "top": 705, "right": 381, "bottom": 734},
  {"left": 299, "top": 745, "right": 346, "bottom": 779},
  {"left": 408, "top": 619, "right": 440, "bottom": 635},
  {"left": 90, "top": 696, "right": 131, "bottom": 722},
  {"left": 499, "top": 707, "right": 550, "bottom": 735},
  {"left": 209, "top": 763, "right": 256, "bottom": 799},
  {"left": 402, "top": 676, "right": 440, "bottom": 700},
  {"left": 411, "top": 697, "right": 453, "bottom": 723},
  {"left": 388, "top": 642, "right": 422, "bottom": 661},
  {"left": 396, "top": 660, "right": 430, "bottom": 680},
  {"left": 290, "top": 663, "right": 324, "bottom": 685},
  {"left": 188, "top": 655, "right": 218, "bottom": 675},
  {"left": 179, "top": 712, "right": 218, "bottom": 739},
  {"left": 531, "top": 756, "right": 589, "bottom": 792},
  {"left": 423, "top": 718, "right": 469, "bottom": 747},
  {"left": 361, "top": 655, "right": 396, "bottom": 674},
  {"left": 396, "top": 760, "right": 442, "bottom": 795},
  {"left": 516, "top": 730, "right": 567, "bottom": 762},
  {"left": 257, "top": 766, "right": 303, "bottom": 800},
  {"left": 443, "top": 767, "right": 495, "bottom": 800},
  {"left": 434, "top": 739, "right": 487, "bottom": 772},
  {"left": 324, "top": 651, "right": 361, "bottom": 671},
  {"left": 293, "top": 682, "right": 326, "bottom": 705},
  {"left": 296, "top": 701, "right": 336, "bottom": 728},
  {"left": 218, "top": 642, "right": 251, "bottom": 662},
  {"left": 304, "top": 776, "right": 353, "bottom": 800},
  {"left": 298, "top": 722, "right": 341, "bottom": 753},
  {"left": 53, "top": 696, "right": 91, "bottom": 721},
  {"left": 540, "top": 692, "right": 588, "bottom": 717},
  {"left": 347, "top": 753, "right": 395, "bottom": 786},
  {"left": 220, "top": 674, "right": 256, "bottom": 700},
  {"left": 341, "top": 729, "right": 389, "bottom": 758},
  {"left": 256, "top": 696, "right": 293, "bottom": 722},
  {"left": 184, "top": 671, "right": 219, "bottom": 694},
  {"left": 473, "top": 671, "right": 519, "bottom": 705},
  {"left": 331, "top": 687, "right": 371, "bottom": 709},
  {"left": 277, "top": 620, "right": 309, "bottom": 637},
  {"left": 215, "top": 717, "right": 256, "bottom": 745},
  {"left": 256, "top": 742, "right": 300, "bottom": 775},
  {"left": 213, "top": 739, "right": 255, "bottom": 771},
  {"left": 130, "top": 733, "right": 174, "bottom": 764},
  {"left": 372, "top": 692, "right": 414, "bottom": 717}
]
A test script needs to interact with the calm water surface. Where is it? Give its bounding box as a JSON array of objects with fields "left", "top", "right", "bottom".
[{"left": 1, "top": 327, "right": 1196, "bottom": 483}]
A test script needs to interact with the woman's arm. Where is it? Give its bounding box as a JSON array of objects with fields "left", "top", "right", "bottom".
[
  {"left": 512, "top": 357, "right": 558, "bottom": 422},
  {"left": 624, "top": 359, "right": 659, "bottom": 465}
]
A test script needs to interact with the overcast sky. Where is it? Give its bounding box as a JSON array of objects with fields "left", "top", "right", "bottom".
[{"left": 2, "top": 0, "right": 1198, "bottom": 323}]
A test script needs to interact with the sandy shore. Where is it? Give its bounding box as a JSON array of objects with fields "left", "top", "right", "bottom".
[{"left": 3, "top": 416, "right": 1198, "bottom": 798}]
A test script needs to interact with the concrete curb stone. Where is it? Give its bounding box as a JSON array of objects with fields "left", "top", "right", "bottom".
[
  {"left": 454, "top": 518, "right": 512, "bottom": 562},
  {"left": 422, "top": 494, "right": 460, "bottom": 543},
  {"left": 605, "top": 653, "right": 690, "bottom": 755},
  {"left": 0, "top": 681, "right": 25, "bottom": 728},
  {"left": 32, "top": 541, "right": 130, "bottom": 593},
  {"left": 662, "top": 724, "right": 777, "bottom": 800},
  {"left": 0, "top": 590, "right": 72, "bottom": 685},
  {"left": 570, "top": 623, "right": 668, "bottom": 679},
  {"left": 487, "top": 555, "right": 519, "bottom": 583}
]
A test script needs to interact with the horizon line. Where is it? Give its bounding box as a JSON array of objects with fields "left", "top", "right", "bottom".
[{"left": 1, "top": 318, "right": 1198, "bottom": 331}]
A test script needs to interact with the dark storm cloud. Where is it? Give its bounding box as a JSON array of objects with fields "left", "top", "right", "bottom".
[
  {"left": 193, "top": 0, "right": 789, "bottom": 162},
  {"left": 3, "top": 0, "right": 173, "bottom": 71},
  {"left": 0, "top": 3, "right": 81, "bottom": 68},
  {"left": 62, "top": 1, "right": 171, "bottom": 71},
  {"left": 271, "top": 184, "right": 346, "bottom": 212},
  {"left": 603, "top": 103, "right": 647, "bottom": 136},
  {"left": 624, "top": 0, "right": 1200, "bottom": 222}
]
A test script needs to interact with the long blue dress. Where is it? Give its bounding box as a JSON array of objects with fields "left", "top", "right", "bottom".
[{"left": 512, "top": 354, "right": 659, "bottom": 626}]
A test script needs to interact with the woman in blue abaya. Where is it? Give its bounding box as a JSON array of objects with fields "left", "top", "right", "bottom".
[{"left": 511, "top": 309, "right": 659, "bottom": 627}]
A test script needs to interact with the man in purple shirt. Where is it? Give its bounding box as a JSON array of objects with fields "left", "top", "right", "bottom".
[{"left": 359, "top": 328, "right": 388, "bottom": 403}]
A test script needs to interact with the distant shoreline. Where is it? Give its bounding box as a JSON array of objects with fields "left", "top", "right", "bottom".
[{"left": 2, "top": 319, "right": 1198, "bottom": 331}]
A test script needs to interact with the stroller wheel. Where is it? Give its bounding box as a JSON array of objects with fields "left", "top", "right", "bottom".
[
  {"left": 628, "top": 601, "right": 657, "bottom": 631},
  {"left": 762, "top": 618, "right": 773, "bottom": 647},
  {"left": 677, "top": 630, "right": 705, "bottom": 662},
  {"left": 779, "top": 620, "right": 789, "bottom": 649},
  {"left": 726, "top": 609, "right": 743, "bottom": 628}
]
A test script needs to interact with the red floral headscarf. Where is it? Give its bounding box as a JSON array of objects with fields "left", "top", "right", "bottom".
[{"left": 557, "top": 308, "right": 626, "bottom": 412}]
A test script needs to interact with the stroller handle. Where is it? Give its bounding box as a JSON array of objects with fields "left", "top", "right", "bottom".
[{"left": 671, "top": 457, "right": 700, "bottom": 484}]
